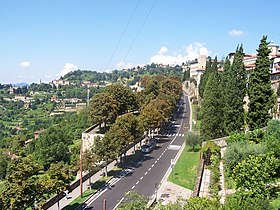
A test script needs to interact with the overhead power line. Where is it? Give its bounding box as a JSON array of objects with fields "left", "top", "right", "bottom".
[
  {"left": 105, "top": 0, "right": 141, "bottom": 71},
  {"left": 121, "top": 0, "right": 158, "bottom": 69}
]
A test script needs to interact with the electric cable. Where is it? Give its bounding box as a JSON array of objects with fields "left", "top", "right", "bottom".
[{"left": 105, "top": 0, "right": 141, "bottom": 71}]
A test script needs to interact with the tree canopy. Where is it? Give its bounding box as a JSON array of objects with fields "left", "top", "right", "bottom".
[{"left": 247, "top": 36, "right": 275, "bottom": 130}]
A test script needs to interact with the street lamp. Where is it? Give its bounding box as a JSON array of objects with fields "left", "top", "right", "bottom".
[
  {"left": 171, "top": 159, "right": 175, "bottom": 180},
  {"left": 155, "top": 183, "right": 159, "bottom": 201}
]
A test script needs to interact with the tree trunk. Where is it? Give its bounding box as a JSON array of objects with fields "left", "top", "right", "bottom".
[{"left": 88, "top": 169, "right": 91, "bottom": 186}]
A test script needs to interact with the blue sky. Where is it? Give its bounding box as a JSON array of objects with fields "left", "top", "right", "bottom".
[{"left": 0, "top": 0, "right": 279, "bottom": 84}]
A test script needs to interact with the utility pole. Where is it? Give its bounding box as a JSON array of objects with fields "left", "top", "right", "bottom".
[
  {"left": 80, "top": 88, "right": 89, "bottom": 198},
  {"left": 103, "top": 199, "right": 107, "bottom": 210},
  {"left": 80, "top": 136, "right": 83, "bottom": 198}
]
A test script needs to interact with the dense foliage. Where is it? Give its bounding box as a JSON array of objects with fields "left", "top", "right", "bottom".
[
  {"left": 223, "top": 45, "right": 246, "bottom": 134},
  {"left": 200, "top": 57, "right": 224, "bottom": 141},
  {"left": 247, "top": 36, "right": 275, "bottom": 130}
]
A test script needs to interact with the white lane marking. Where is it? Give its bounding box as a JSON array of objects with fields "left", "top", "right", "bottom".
[
  {"left": 113, "top": 197, "right": 124, "bottom": 210},
  {"left": 151, "top": 164, "right": 154, "bottom": 167},
  {"left": 168, "top": 145, "right": 181, "bottom": 150},
  {"left": 136, "top": 181, "right": 139, "bottom": 185},
  {"left": 140, "top": 176, "right": 143, "bottom": 180},
  {"left": 155, "top": 160, "right": 157, "bottom": 163},
  {"left": 148, "top": 168, "right": 151, "bottom": 171},
  {"left": 131, "top": 185, "right": 135, "bottom": 189},
  {"left": 182, "top": 134, "right": 185, "bottom": 137},
  {"left": 145, "top": 172, "right": 148, "bottom": 175},
  {"left": 157, "top": 157, "right": 160, "bottom": 161}
]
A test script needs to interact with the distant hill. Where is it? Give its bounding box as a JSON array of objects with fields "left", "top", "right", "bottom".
[
  {"left": 15, "top": 82, "right": 29, "bottom": 87},
  {"left": 61, "top": 64, "right": 183, "bottom": 85}
]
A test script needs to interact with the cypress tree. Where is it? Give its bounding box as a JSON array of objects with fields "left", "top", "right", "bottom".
[
  {"left": 198, "top": 57, "right": 212, "bottom": 98},
  {"left": 247, "top": 36, "right": 275, "bottom": 130},
  {"left": 200, "top": 57, "right": 224, "bottom": 141},
  {"left": 223, "top": 45, "right": 247, "bottom": 134}
]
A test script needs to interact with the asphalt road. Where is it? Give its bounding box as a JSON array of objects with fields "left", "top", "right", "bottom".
[{"left": 83, "top": 93, "right": 190, "bottom": 210}]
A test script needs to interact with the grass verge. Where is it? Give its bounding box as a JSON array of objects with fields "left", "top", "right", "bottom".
[
  {"left": 168, "top": 146, "right": 200, "bottom": 190},
  {"left": 62, "top": 168, "right": 121, "bottom": 210},
  {"left": 191, "top": 104, "right": 201, "bottom": 132}
]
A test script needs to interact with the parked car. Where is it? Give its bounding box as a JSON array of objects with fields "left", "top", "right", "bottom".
[
  {"left": 147, "top": 141, "right": 156, "bottom": 149},
  {"left": 141, "top": 145, "right": 152, "bottom": 153}
]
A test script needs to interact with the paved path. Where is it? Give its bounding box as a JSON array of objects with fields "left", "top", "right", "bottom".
[
  {"left": 158, "top": 181, "right": 193, "bottom": 205},
  {"left": 199, "top": 168, "right": 211, "bottom": 197}
]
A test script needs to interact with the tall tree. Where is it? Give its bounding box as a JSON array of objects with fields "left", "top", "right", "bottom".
[
  {"left": 1, "top": 156, "right": 43, "bottom": 210},
  {"left": 34, "top": 126, "right": 71, "bottom": 170},
  {"left": 89, "top": 92, "right": 118, "bottom": 128},
  {"left": 247, "top": 36, "right": 275, "bottom": 130},
  {"left": 223, "top": 45, "right": 247, "bottom": 134},
  {"left": 200, "top": 57, "right": 224, "bottom": 141},
  {"left": 198, "top": 57, "right": 212, "bottom": 98},
  {"left": 104, "top": 84, "right": 138, "bottom": 115}
]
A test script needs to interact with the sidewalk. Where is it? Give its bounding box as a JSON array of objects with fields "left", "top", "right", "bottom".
[{"left": 47, "top": 140, "right": 145, "bottom": 210}]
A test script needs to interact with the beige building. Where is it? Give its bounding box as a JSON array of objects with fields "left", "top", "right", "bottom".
[{"left": 188, "top": 54, "right": 207, "bottom": 85}]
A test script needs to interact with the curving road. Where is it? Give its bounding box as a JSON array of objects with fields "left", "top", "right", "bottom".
[{"left": 82, "top": 93, "right": 190, "bottom": 210}]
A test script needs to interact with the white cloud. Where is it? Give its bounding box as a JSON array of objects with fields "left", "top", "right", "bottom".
[
  {"left": 159, "top": 46, "right": 168, "bottom": 54},
  {"left": 113, "top": 61, "right": 145, "bottom": 71},
  {"left": 228, "top": 29, "right": 244, "bottom": 36},
  {"left": 19, "top": 61, "right": 30, "bottom": 68},
  {"left": 116, "top": 61, "right": 133, "bottom": 69},
  {"left": 59, "top": 63, "right": 77, "bottom": 76},
  {"left": 150, "top": 42, "right": 209, "bottom": 65}
]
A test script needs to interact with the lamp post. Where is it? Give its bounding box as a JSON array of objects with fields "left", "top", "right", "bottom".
[
  {"left": 155, "top": 183, "right": 159, "bottom": 201},
  {"left": 171, "top": 159, "right": 175, "bottom": 180}
]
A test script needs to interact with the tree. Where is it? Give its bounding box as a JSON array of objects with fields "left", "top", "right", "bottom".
[
  {"left": 247, "top": 36, "right": 275, "bottom": 130},
  {"left": 155, "top": 197, "right": 221, "bottom": 210},
  {"left": 224, "top": 141, "right": 267, "bottom": 175},
  {"left": 115, "top": 113, "right": 144, "bottom": 148},
  {"left": 277, "top": 84, "right": 280, "bottom": 97},
  {"left": 34, "top": 126, "right": 71, "bottom": 169},
  {"left": 117, "top": 191, "right": 148, "bottom": 210},
  {"left": 232, "top": 154, "right": 279, "bottom": 198},
  {"left": 140, "top": 102, "right": 165, "bottom": 131},
  {"left": 82, "top": 148, "right": 99, "bottom": 184},
  {"left": 103, "top": 123, "right": 133, "bottom": 163},
  {"left": 89, "top": 92, "right": 118, "bottom": 128},
  {"left": 185, "top": 132, "right": 200, "bottom": 151},
  {"left": 47, "top": 162, "right": 71, "bottom": 210},
  {"left": 182, "top": 68, "right": 190, "bottom": 81},
  {"left": 224, "top": 193, "right": 270, "bottom": 210},
  {"left": 1, "top": 156, "right": 43, "bottom": 210},
  {"left": 200, "top": 57, "right": 224, "bottom": 141},
  {"left": 0, "top": 152, "right": 8, "bottom": 180},
  {"left": 264, "top": 120, "right": 280, "bottom": 158},
  {"left": 198, "top": 57, "right": 212, "bottom": 98},
  {"left": 104, "top": 84, "right": 138, "bottom": 115},
  {"left": 223, "top": 46, "right": 246, "bottom": 134},
  {"left": 92, "top": 135, "right": 115, "bottom": 176}
]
